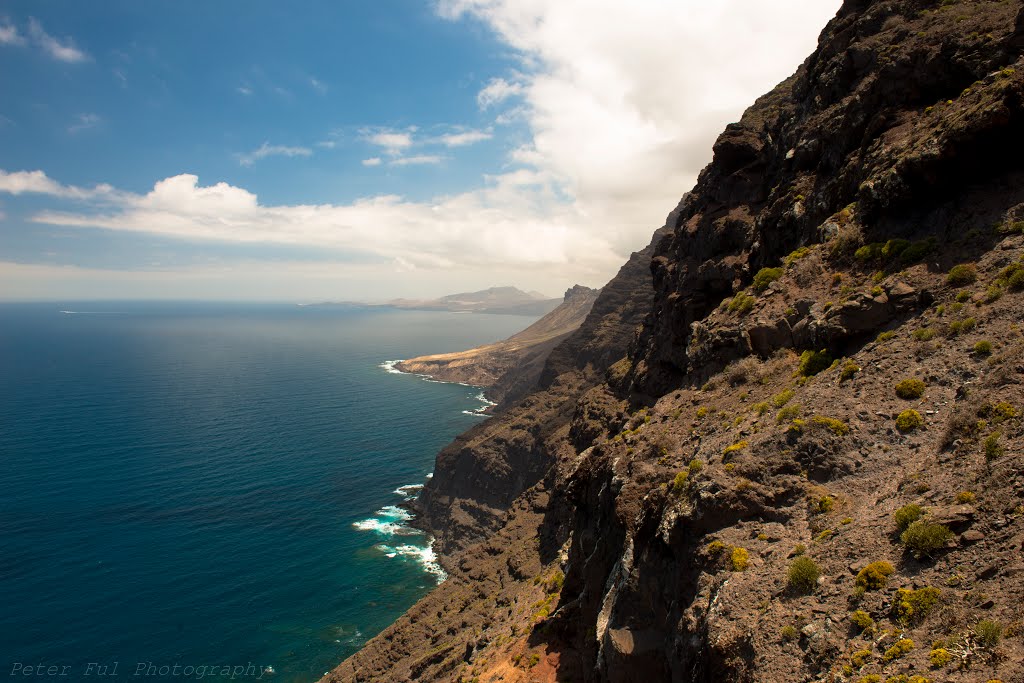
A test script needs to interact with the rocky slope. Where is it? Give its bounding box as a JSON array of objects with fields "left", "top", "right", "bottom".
[
  {"left": 394, "top": 285, "right": 599, "bottom": 407},
  {"left": 323, "top": 1, "right": 1024, "bottom": 681}
]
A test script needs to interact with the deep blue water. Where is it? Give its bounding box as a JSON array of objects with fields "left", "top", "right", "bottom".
[{"left": 0, "top": 302, "right": 535, "bottom": 682}]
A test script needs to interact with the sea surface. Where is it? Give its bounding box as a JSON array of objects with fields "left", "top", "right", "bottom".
[{"left": 0, "top": 302, "right": 537, "bottom": 682}]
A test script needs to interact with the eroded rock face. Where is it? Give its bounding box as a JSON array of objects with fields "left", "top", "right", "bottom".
[{"left": 326, "top": 2, "right": 1024, "bottom": 682}]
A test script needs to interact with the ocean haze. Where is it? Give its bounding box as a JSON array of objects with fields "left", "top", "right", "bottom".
[{"left": 0, "top": 302, "right": 536, "bottom": 682}]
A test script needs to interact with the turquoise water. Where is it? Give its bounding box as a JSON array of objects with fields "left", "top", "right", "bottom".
[{"left": 0, "top": 302, "right": 535, "bottom": 682}]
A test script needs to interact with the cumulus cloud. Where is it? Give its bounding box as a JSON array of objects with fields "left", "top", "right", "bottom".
[
  {"left": 477, "top": 77, "right": 523, "bottom": 109},
  {"left": 361, "top": 157, "right": 382, "bottom": 167},
  {"left": 434, "top": 129, "right": 492, "bottom": 147},
  {"left": 27, "top": 18, "right": 89, "bottom": 63},
  {"left": 438, "top": 0, "right": 841, "bottom": 254},
  {"left": 362, "top": 128, "right": 417, "bottom": 156},
  {"left": 0, "top": 169, "right": 120, "bottom": 200},
  {"left": 236, "top": 142, "right": 313, "bottom": 166}
]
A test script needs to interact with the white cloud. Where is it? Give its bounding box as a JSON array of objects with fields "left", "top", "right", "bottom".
[
  {"left": 361, "top": 157, "right": 382, "bottom": 167},
  {"left": 0, "top": 22, "right": 25, "bottom": 46},
  {"left": 236, "top": 85, "right": 253, "bottom": 96},
  {"left": 68, "top": 113, "right": 101, "bottom": 134},
  {"left": 389, "top": 155, "right": 444, "bottom": 167},
  {"left": 236, "top": 142, "right": 313, "bottom": 166},
  {"left": 434, "top": 129, "right": 492, "bottom": 147},
  {"left": 437, "top": 0, "right": 841, "bottom": 254},
  {"left": 0, "top": 169, "right": 119, "bottom": 200},
  {"left": 363, "top": 128, "right": 417, "bottom": 156},
  {"left": 477, "top": 77, "right": 523, "bottom": 109},
  {"left": 27, "top": 18, "right": 89, "bottom": 63}
]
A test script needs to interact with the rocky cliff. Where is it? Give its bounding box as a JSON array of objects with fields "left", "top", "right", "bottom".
[
  {"left": 324, "top": 1, "right": 1024, "bottom": 681},
  {"left": 394, "top": 285, "right": 600, "bottom": 409}
]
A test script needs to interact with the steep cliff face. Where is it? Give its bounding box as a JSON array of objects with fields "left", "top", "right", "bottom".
[
  {"left": 325, "top": 1, "right": 1024, "bottom": 681},
  {"left": 413, "top": 228, "right": 667, "bottom": 559}
]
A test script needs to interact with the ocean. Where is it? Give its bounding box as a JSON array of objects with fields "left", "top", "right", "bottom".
[{"left": 0, "top": 302, "right": 537, "bottom": 682}]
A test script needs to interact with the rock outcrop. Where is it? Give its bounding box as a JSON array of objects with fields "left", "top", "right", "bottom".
[{"left": 324, "top": 2, "right": 1024, "bottom": 681}]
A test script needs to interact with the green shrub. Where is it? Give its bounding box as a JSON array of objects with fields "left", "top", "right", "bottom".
[
  {"left": 984, "top": 432, "right": 1004, "bottom": 461},
  {"left": 730, "top": 547, "right": 749, "bottom": 571},
  {"left": 776, "top": 404, "right": 802, "bottom": 423},
  {"left": 753, "top": 267, "right": 784, "bottom": 292},
  {"left": 723, "top": 440, "right": 748, "bottom": 457},
  {"left": 896, "top": 409, "right": 924, "bottom": 432},
  {"left": 946, "top": 263, "right": 977, "bottom": 286},
  {"left": 895, "top": 379, "right": 926, "bottom": 399},
  {"left": 997, "top": 262, "right": 1024, "bottom": 290},
  {"left": 812, "top": 415, "right": 850, "bottom": 435},
  {"left": 912, "top": 327, "right": 936, "bottom": 341},
  {"left": 850, "top": 610, "right": 875, "bottom": 633},
  {"left": 899, "top": 239, "right": 935, "bottom": 264},
  {"left": 974, "top": 619, "right": 1002, "bottom": 648},
  {"left": 753, "top": 401, "right": 770, "bottom": 416},
  {"left": 894, "top": 503, "right": 923, "bottom": 532},
  {"left": 780, "top": 624, "right": 799, "bottom": 641},
  {"left": 929, "top": 647, "right": 953, "bottom": 668},
  {"left": 883, "top": 638, "right": 914, "bottom": 662},
  {"left": 787, "top": 556, "right": 820, "bottom": 593},
  {"left": 799, "top": 349, "right": 833, "bottom": 377},
  {"left": 856, "top": 561, "right": 895, "bottom": 591},
  {"left": 877, "top": 330, "right": 896, "bottom": 342},
  {"left": 671, "top": 471, "right": 689, "bottom": 494},
  {"left": 772, "top": 389, "right": 795, "bottom": 408},
  {"left": 955, "top": 290, "right": 972, "bottom": 303},
  {"left": 901, "top": 522, "right": 953, "bottom": 558},
  {"left": 948, "top": 317, "right": 977, "bottom": 335},
  {"left": 840, "top": 361, "right": 860, "bottom": 381},
  {"left": 955, "top": 491, "right": 976, "bottom": 504},
  {"left": 850, "top": 649, "right": 872, "bottom": 668},
  {"left": 974, "top": 340, "right": 993, "bottom": 355},
  {"left": 727, "top": 293, "right": 756, "bottom": 315},
  {"left": 983, "top": 285, "right": 1003, "bottom": 303},
  {"left": 815, "top": 495, "right": 835, "bottom": 513},
  {"left": 894, "top": 587, "right": 941, "bottom": 625}
]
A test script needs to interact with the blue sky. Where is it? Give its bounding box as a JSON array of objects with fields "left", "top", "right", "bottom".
[{"left": 0, "top": 1, "right": 841, "bottom": 301}]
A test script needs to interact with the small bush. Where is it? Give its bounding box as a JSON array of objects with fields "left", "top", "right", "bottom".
[
  {"left": 955, "top": 491, "right": 976, "bottom": 504},
  {"left": 856, "top": 561, "right": 895, "bottom": 591},
  {"left": 671, "top": 471, "right": 689, "bottom": 494},
  {"left": 776, "top": 404, "right": 802, "bottom": 423},
  {"left": 799, "top": 349, "right": 833, "bottom": 377},
  {"left": 894, "top": 503, "right": 923, "bottom": 532},
  {"left": 840, "top": 361, "right": 860, "bottom": 381},
  {"left": 877, "top": 330, "right": 896, "bottom": 342},
  {"left": 974, "top": 340, "right": 993, "bottom": 355},
  {"left": 753, "top": 401, "right": 770, "bottom": 416},
  {"left": 948, "top": 317, "right": 977, "bottom": 335},
  {"left": 787, "top": 556, "right": 820, "bottom": 593},
  {"left": 895, "top": 379, "right": 926, "bottom": 399},
  {"left": 974, "top": 619, "right": 1002, "bottom": 648},
  {"left": 896, "top": 409, "right": 924, "bottom": 432},
  {"left": 946, "top": 263, "right": 977, "bottom": 286},
  {"left": 850, "top": 610, "right": 875, "bottom": 633},
  {"left": 815, "top": 495, "right": 835, "bottom": 513},
  {"left": 723, "top": 440, "right": 748, "bottom": 457},
  {"left": 894, "top": 587, "right": 941, "bottom": 625},
  {"left": 912, "top": 327, "right": 936, "bottom": 341},
  {"left": 901, "top": 522, "right": 953, "bottom": 558},
  {"left": 792, "top": 543, "right": 806, "bottom": 556},
  {"left": 772, "top": 389, "right": 795, "bottom": 408},
  {"left": 928, "top": 647, "right": 953, "bottom": 668},
  {"left": 780, "top": 624, "right": 799, "bottom": 641},
  {"left": 983, "top": 285, "right": 1003, "bottom": 303},
  {"left": 706, "top": 540, "right": 727, "bottom": 556},
  {"left": 955, "top": 290, "right": 972, "bottom": 303},
  {"left": 850, "top": 649, "right": 873, "bottom": 668},
  {"left": 730, "top": 547, "right": 749, "bottom": 571},
  {"left": 727, "top": 293, "right": 756, "bottom": 315},
  {"left": 883, "top": 638, "right": 914, "bottom": 662},
  {"left": 812, "top": 415, "right": 850, "bottom": 435},
  {"left": 753, "top": 267, "right": 784, "bottom": 292},
  {"left": 984, "top": 432, "right": 1004, "bottom": 461}
]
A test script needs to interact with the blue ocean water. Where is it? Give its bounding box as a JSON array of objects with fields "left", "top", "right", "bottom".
[{"left": 0, "top": 302, "right": 536, "bottom": 682}]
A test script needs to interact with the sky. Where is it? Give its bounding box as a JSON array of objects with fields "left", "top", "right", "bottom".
[{"left": 0, "top": 0, "right": 842, "bottom": 302}]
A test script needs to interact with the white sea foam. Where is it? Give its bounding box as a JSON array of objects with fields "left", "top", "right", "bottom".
[
  {"left": 351, "top": 505, "right": 415, "bottom": 536},
  {"left": 374, "top": 542, "right": 447, "bottom": 581},
  {"left": 393, "top": 483, "right": 424, "bottom": 498},
  {"left": 379, "top": 360, "right": 406, "bottom": 374}
]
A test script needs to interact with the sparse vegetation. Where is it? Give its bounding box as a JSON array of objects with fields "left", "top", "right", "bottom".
[
  {"left": 913, "top": 327, "right": 936, "bottom": 341},
  {"left": 929, "top": 647, "right": 953, "bottom": 668},
  {"left": 723, "top": 440, "right": 748, "bottom": 457},
  {"left": 772, "top": 389, "right": 795, "bottom": 408},
  {"left": 901, "top": 522, "right": 953, "bottom": 558},
  {"left": 776, "top": 404, "right": 801, "bottom": 423},
  {"left": 946, "top": 263, "right": 977, "bottom": 286},
  {"left": 883, "top": 638, "right": 914, "bottom": 662},
  {"left": 974, "top": 340, "right": 993, "bottom": 355},
  {"left": 787, "top": 556, "right": 820, "bottom": 593},
  {"left": 895, "top": 379, "right": 926, "bottom": 399},
  {"left": 812, "top": 415, "right": 850, "bottom": 435},
  {"left": 855, "top": 561, "right": 895, "bottom": 591},
  {"left": 975, "top": 619, "right": 1002, "bottom": 648},
  {"left": 752, "top": 267, "right": 784, "bottom": 292},
  {"left": 894, "top": 503, "right": 923, "bottom": 532},
  {"left": 984, "top": 432, "right": 1004, "bottom": 461},
  {"left": 877, "top": 330, "right": 896, "bottom": 342},
  {"left": 780, "top": 624, "right": 799, "bottom": 641},
  {"left": 799, "top": 349, "right": 833, "bottom": 377},
  {"left": 850, "top": 610, "right": 875, "bottom": 634},
  {"left": 840, "top": 361, "right": 860, "bottom": 381},
  {"left": 896, "top": 409, "right": 924, "bottom": 432},
  {"left": 730, "top": 547, "right": 749, "bottom": 571},
  {"left": 727, "top": 293, "right": 756, "bottom": 315},
  {"left": 948, "top": 317, "right": 976, "bottom": 335},
  {"left": 955, "top": 491, "right": 976, "bottom": 504}
]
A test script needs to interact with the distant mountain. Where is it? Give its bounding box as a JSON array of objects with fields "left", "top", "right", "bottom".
[
  {"left": 305, "top": 286, "right": 562, "bottom": 316},
  {"left": 394, "top": 285, "right": 599, "bottom": 406}
]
